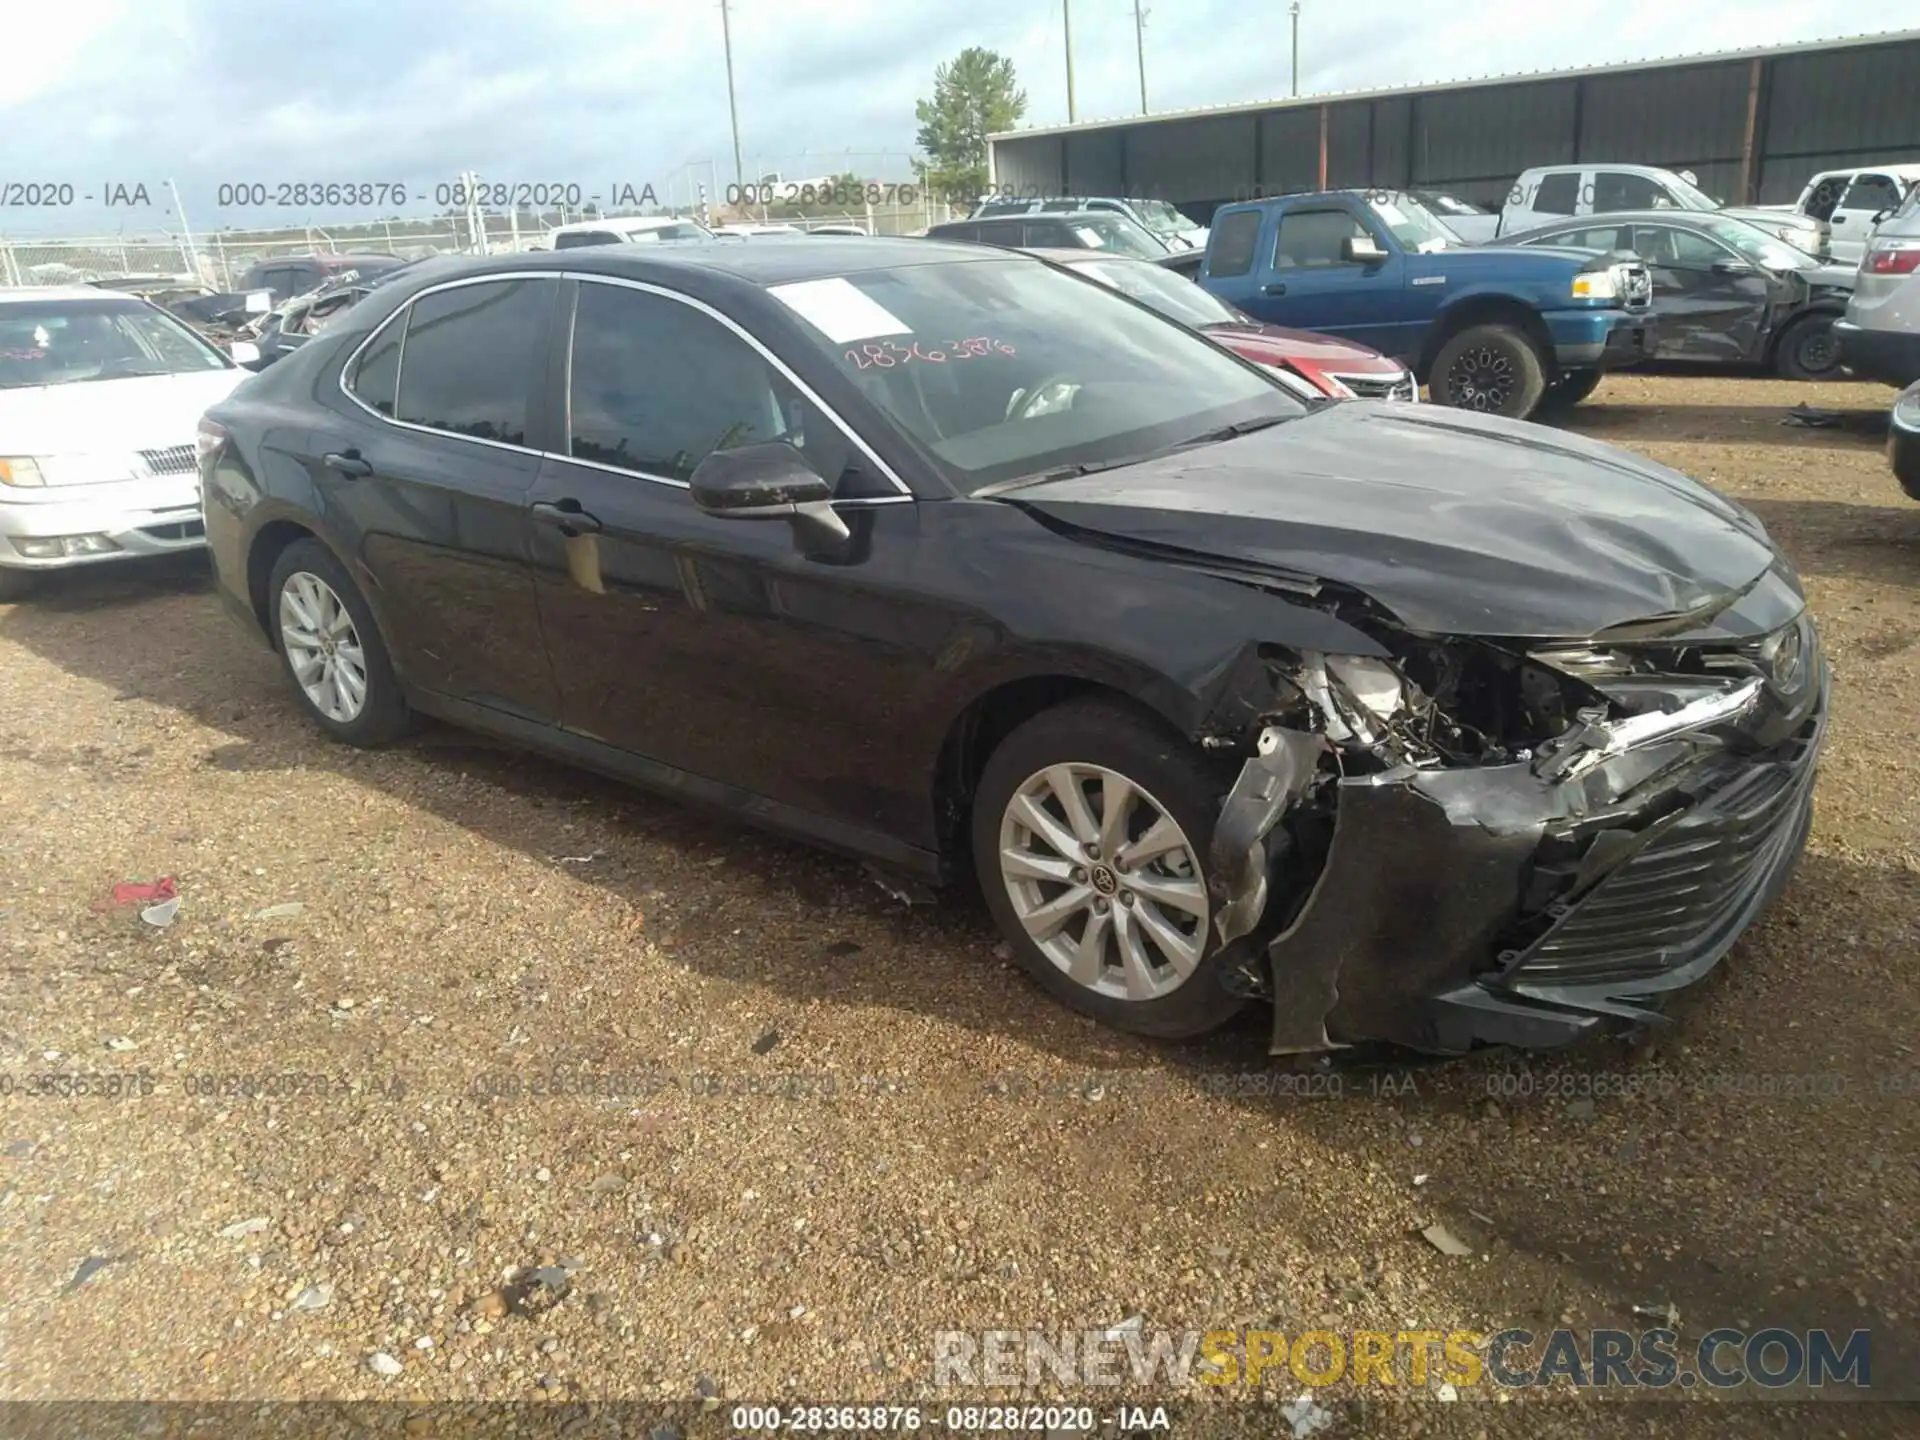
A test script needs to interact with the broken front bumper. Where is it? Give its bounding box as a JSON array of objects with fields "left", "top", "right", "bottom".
[{"left": 1255, "top": 664, "right": 1828, "bottom": 1055}]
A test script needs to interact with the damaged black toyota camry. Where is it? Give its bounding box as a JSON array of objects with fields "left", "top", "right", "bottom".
[{"left": 199, "top": 239, "right": 1826, "bottom": 1056}]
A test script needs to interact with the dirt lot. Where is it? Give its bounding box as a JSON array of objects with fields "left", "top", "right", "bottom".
[{"left": 2, "top": 374, "right": 1916, "bottom": 1437}]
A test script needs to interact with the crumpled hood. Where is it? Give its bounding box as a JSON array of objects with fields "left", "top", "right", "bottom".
[{"left": 1006, "top": 401, "right": 1783, "bottom": 639}]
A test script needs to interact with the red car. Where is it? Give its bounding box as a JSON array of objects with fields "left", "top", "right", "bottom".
[{"left": 1031, "top": 248, "right": 1418, "bottom": 402}]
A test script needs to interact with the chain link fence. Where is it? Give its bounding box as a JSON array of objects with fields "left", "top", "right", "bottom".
[{"left": 0, "top": 200, "right": 956, "bottom": 290}]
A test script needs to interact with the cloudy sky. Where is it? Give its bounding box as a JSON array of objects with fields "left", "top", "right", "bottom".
[{"left": 0, "top": 0, "right": 1907, "bottom": 234}]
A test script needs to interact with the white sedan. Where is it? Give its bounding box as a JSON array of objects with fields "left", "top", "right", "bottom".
[{"left": 0, "top": 286, "right": 249, "bottom": 600}]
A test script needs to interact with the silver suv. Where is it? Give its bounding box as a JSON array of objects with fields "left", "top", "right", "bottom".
[{"left": 1835, "top": 185, "right": 1920, "bottom": 389}]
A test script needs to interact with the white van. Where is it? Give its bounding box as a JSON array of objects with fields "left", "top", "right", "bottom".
[
  {"left": 1500, "top": 164, "right": 1829, "bottom": 257},
  {"left": 544, "top": 215, "right": 716, "bottom": 250}
]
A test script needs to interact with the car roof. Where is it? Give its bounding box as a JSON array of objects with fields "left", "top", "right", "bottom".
[
  {"left": 549, "top": 216, "right": 702, "bottom": 236},
  {"left": 376, "top": 236, "right": 1010, "bottom": 290},
  {"left": 1505, "top": 210, "right": 1753, "bottom": 233}
]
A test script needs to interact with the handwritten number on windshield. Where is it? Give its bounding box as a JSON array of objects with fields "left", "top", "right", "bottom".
[{"left": 844, "top": 337, "right": 1016, "bottom": 370}]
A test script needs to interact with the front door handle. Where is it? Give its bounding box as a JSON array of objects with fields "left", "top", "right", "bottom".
[
  {"left": 1262, "top": 281, "right": 1288, "bottom": 296},
  {"left": 324, "top": 451, "right": 373, "bottom": 478},
  {"left": 530, "top": 499, "right": 603, "bottom": 536}
]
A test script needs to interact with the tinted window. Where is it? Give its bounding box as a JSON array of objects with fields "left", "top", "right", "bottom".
[
  {"left": 1525, "top": 224, "right": 1626, "bottom": 251},
  {"left": 350, "top": 321, "right": 401, "bottom": 415},
  {"left": 1532, "top": 173, "right": 1580, "bottom": 215},
  {"left": 1023, "top": 219, "right": 1075, "bottom": 247},
  {"left": 554, "top": 230, "right": 622, "bottom": 250},
  {"left": 977, "top": 200, "right": 1033, "bottom": 217},
  {"left": 1273, "top": 208, "right": 1368, "bottom": 267},
  {"left": 975, "top": 221, "right": 1023, "bottom": 247},
  {"left": 1593, "top": 172, "right": 1667, "bottom": 211},
  {"left": 393, "top": 279, "right": 551, "bottom": 444},
  {"left": 1207, "top": 209, "right": 1263, "bottom": 276},
  {"left": 1840, "top": 175, "right": 1902, "bottom": 213},
  {"left": 567, "top": 282, "right": 852, "bottom": 488},
  {"left": 929, "top": 223, "right": 980, "bottom": 241},
  {"left": 1630, "top": 225, "right": 1727, "bottom": 269}
]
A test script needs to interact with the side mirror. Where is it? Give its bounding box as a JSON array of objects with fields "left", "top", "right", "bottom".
[
  {"left": 688, "top": 441, "right": 850, "bottom": 549},
  {"left": 1343, "top": 235, "right": 1387, "bottom": 264},
  {"left": 227, "top": 340, "right": 264, "bottom": 369},
  {"left": 1711, "top": 258, "right": 1757, "bottom": 276}
]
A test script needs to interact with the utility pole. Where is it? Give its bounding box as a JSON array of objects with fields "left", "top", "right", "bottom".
[
  {"left": 1133, "top": 0, "right": 1149, "bottom": 114},
  {"left": 1063, "top": 0, "right": 1077, "bottom": 123},
  {"left": 720, "top": 0, "right": 745, "bottom": 193},
  {"left": 1290, "top": 2, "right": 1301, "bottom": 97}
]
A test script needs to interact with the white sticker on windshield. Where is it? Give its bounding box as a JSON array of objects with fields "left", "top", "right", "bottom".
[
  {"left": 1073, "top": 226, "right": 1105, "bottom": 247},
  {"left": 1371, "top": 202, "right": 1408, "bottom": 227},
  {"left": 768, "top": 278, "right": 911, "bottom": 344}
]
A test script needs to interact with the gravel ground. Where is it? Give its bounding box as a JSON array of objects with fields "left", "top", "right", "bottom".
[{"left": 2, "top": 373, "right": 1916, "bottom": 1438}]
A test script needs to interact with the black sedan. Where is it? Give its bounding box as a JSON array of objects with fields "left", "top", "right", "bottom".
[
  {"left": 199, "top": 240, "right": 1827, "bottom": 1056},
  {"left": 1503, "top": 210, "right": 1853, "bottom": 380}
]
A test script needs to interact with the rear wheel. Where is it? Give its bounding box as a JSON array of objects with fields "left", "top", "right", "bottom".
[
  {"left": 971, "top": 698, "right": 1248, "bottom": 1039},
  {"left": 1773, "top": 313, "right": 1843, "bottom": 381},
  {"left": 1427, "top": 323, "right": 1547, "bottom": 419},
  {"left": 267, "top": 539, "right": 415, "bottom": 747}
]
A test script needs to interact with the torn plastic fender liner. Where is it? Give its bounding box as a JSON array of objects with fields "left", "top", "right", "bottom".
[
  {"left": 1261, "top": 763, "right": 1568, "bottom": 1055},
  {"left": 1208, "top": 725, "right": 1325, "bottom": 950}
]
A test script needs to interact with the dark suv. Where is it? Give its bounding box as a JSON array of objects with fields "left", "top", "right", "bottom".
[{"left": 234, "top": 252, "right": 405, "bottom": 304}]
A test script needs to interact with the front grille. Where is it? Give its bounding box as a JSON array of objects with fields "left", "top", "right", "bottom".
[
  {"left": 139, "top": 444, "right": 196, "bottom": 476},
  {"left": 1505, "top": 735, "right": 1815, "bottom": 989},
  {"left": 137, "top": 519, "right": 206, "bottom": 542},
  {"left": 1337, "top": 371, "right": 1417, "bottom": 402}
]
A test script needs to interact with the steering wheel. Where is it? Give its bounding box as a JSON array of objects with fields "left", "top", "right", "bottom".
[{"left": 1009, "top": 373, "right": 1080, "bottom": 421}]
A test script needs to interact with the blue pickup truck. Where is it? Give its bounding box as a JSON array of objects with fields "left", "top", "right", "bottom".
[{"left": 1193, "top": 189, "right": 1655, "bottom": 418}]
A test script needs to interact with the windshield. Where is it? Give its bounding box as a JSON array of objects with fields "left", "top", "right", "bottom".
[
  {"left": 1133, "top": 200, "right": 1191, "bottom": 234},
  {"left": 0, "top": 298, "right": 230, "bottom": 389},
  {"left": 1064, "top": 216, "right": 1167, "bottom": 259},
  {"left": 1697, "top": 215, "right": 1814, "bottom": 271},
  {"left": 1660, "top": 174, "right": 1719, "bottom": 210},
  {"left": 768, "top": 257, "right": 1300, "bottom": 493},
  {"left": 1364, "top": 193, "right": 1461, "bottom": 251},
  {"left": 1066, "top": 257, "right": 1243, "bottom": 329}
]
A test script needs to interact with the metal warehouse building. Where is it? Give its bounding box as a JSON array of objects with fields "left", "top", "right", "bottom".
[{"left": 987, "top": 28, "right": 1920, "bottom": 219}]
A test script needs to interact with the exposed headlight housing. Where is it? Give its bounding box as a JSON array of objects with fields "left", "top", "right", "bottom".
[{"left": 1301, "top": 652, "right": 1408, "bottom": 746}]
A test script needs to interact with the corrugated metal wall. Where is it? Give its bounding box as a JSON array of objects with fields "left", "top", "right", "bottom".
[{"left": 990, "top": 36, "right": 1920, "bottom": 216}]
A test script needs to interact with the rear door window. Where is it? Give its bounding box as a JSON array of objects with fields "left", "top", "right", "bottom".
[
  {"left": 1206, "top": 209, "right": 1263, "bottom": 277},
  {"left": 554, "top": 230, "right": 622, "bottom": 250},
  {"left": 390, "top": 278, "right": 555, "bottom": 446},
  {"left": 1839, "top": 174, "right": 1903, "bottom": 216},
  {"left": 1531, "top": 173, "right": 1580, "bottom": 216},
  {"left": 1593, "top": 171, "right": 1667, "bottom": 211}
]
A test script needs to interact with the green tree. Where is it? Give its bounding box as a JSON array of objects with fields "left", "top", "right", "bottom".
[{"left": 914, "top": 48, "right": 1026, "bottom": 200}]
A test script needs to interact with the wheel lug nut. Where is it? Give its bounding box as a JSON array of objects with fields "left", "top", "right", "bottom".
[
  {"left": 1093, "top": 897, "right": 1110, "bottom": 914},
  {"left": 1085, "top": 843, "right": 1100, "bottom": 858},
  {"left": 1071, "top": 867, "right": 1088, "bottom": 884},
  {"left": 1120, "top": 891, "right": 1135, "bottom": 907}
]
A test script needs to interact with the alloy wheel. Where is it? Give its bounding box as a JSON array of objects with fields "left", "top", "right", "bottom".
[
  {"left": 997, "top": 763, "right": 1209, "bottom": 1001},
  {"left": 279, "top": 571, "right": 369, "bottom": 723},
  {"left": 1449, "top": 345, "right": 1515, "bottom": 412}
]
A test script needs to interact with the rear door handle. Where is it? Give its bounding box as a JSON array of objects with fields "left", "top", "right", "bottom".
[
  {"left": 324, "top": 451, "right": 373, "bottom": 478},
  {"left": 1262, "top": 282, "right": 1288, "bottom": 296},
  {"left": 530, "top": 499, "right": 603, "bottom": 536}
]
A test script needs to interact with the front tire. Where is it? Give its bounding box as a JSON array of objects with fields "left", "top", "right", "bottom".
[
  {"left": 1427, "top": 323, "right": 1547, "bottom": 419},
  {"left": 971, "top": 698, "right": 1248, "bottom": 1039},
  {"left": 1773, "top": 313, "right": 1843, "bottom": 381},
  {"left": 267, "top": 538, "right": 414, "bottom": 747}
]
